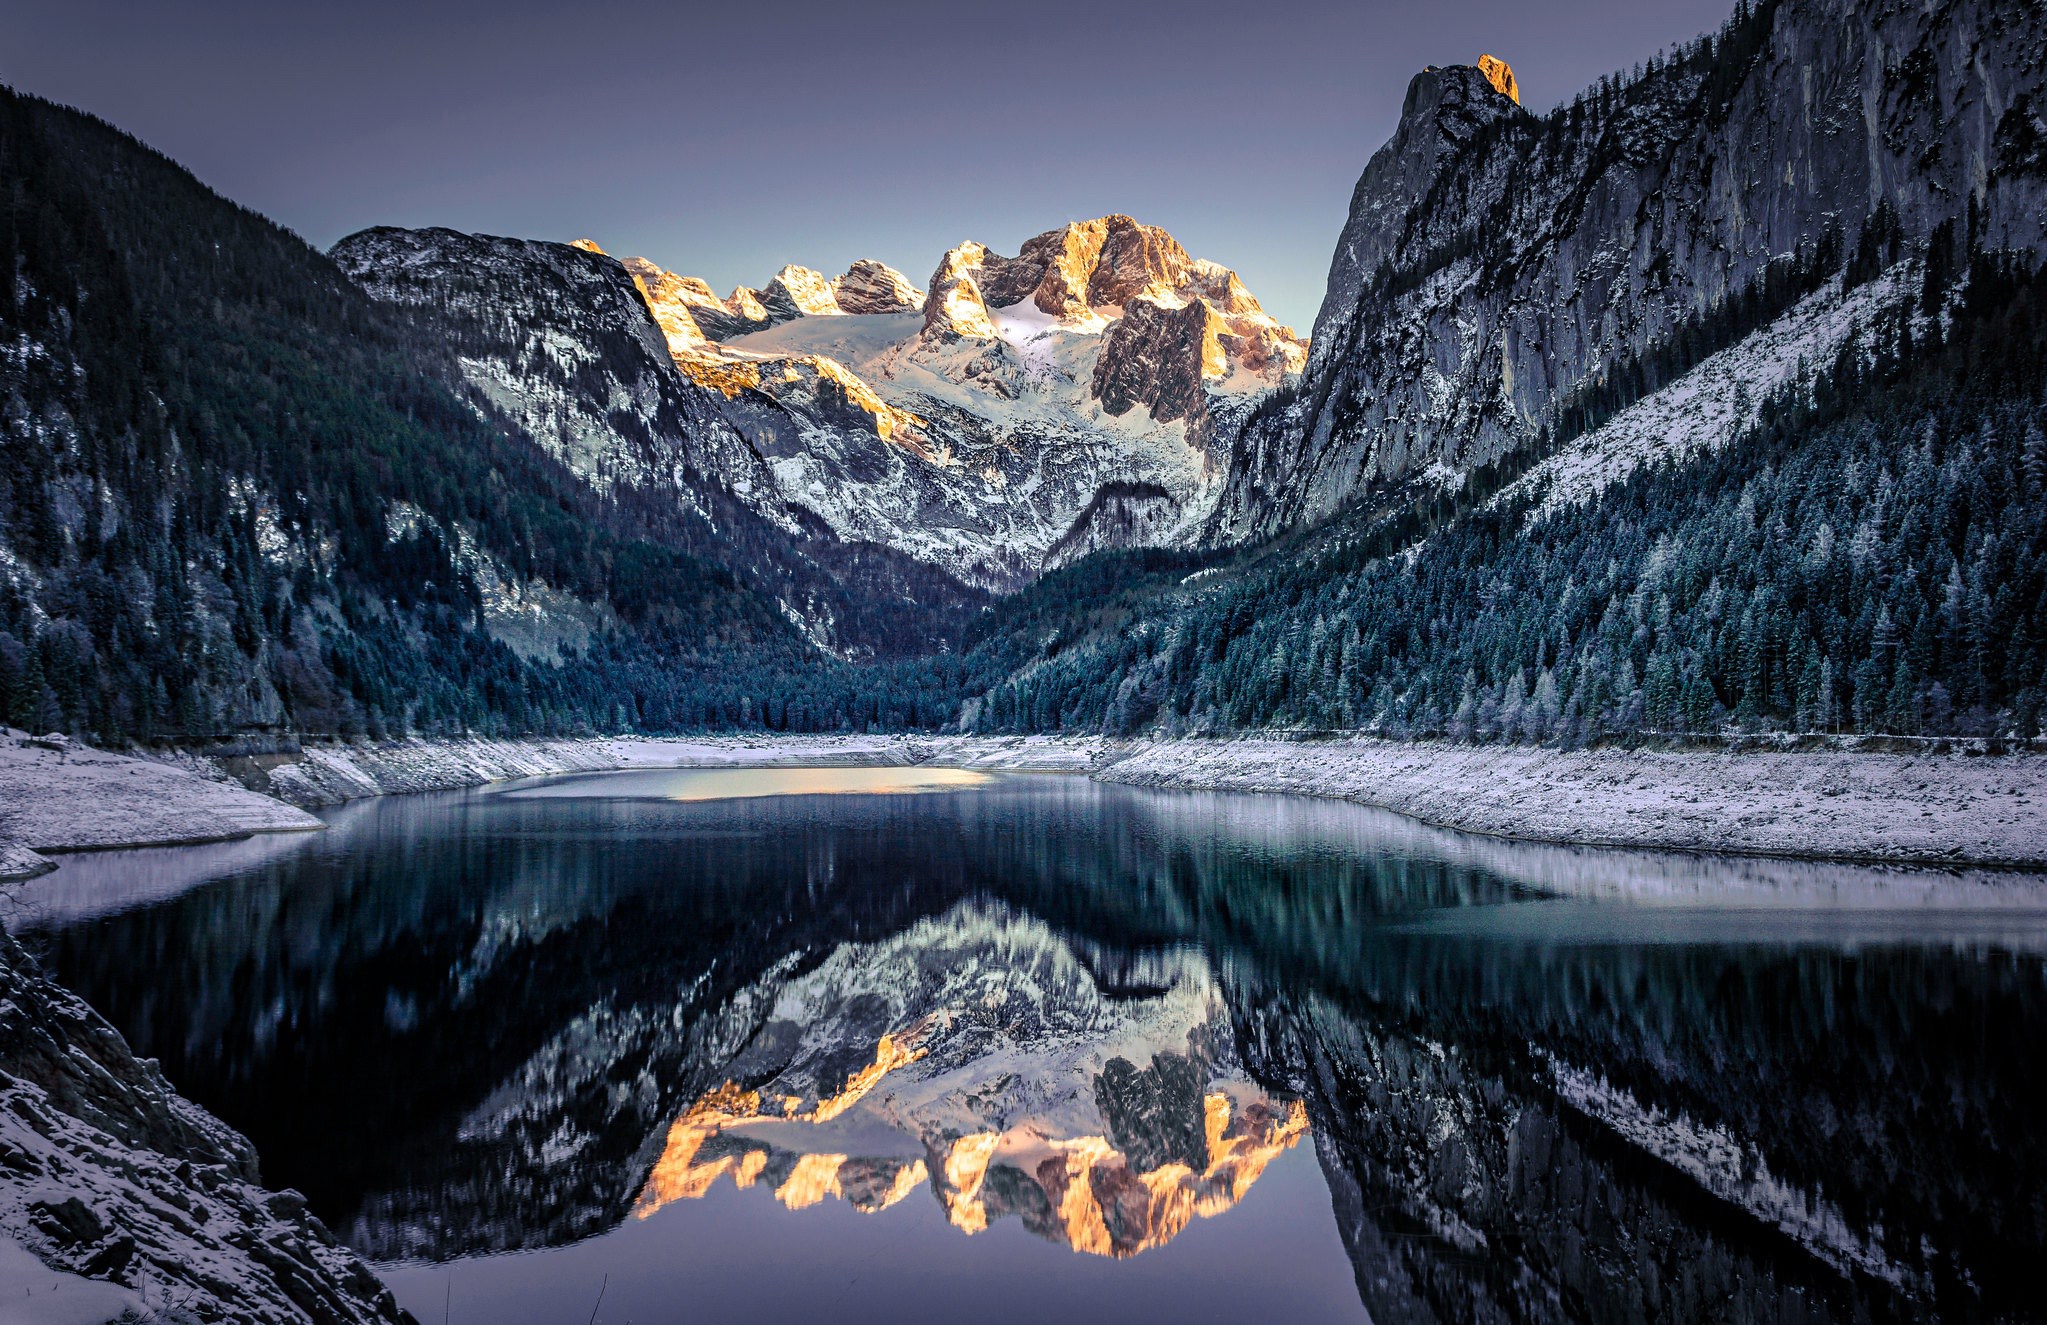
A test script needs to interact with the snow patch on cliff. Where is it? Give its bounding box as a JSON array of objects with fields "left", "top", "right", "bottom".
[{"left": 1500, "top": 264, "right": 1920, "bottom": 522}]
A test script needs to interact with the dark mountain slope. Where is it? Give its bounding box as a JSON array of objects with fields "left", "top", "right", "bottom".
[
  {"left": 326, "top": 225, "right": 987, "bottom": 659},
  {"left": 0, "top": 88, "right": 951, "bottom": 742}
]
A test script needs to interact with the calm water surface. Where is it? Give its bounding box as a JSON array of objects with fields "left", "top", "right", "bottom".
[{"left": 15, "top": 769, "right": 2047, "bottom": 1323}]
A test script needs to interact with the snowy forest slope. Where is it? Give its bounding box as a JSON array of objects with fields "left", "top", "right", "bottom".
[
  {"left": 1209, "top": 0, "right": 2047, "bottom": 542},
  {"left": 954, "top": 0, "right": 2047, "bottom": 742}
]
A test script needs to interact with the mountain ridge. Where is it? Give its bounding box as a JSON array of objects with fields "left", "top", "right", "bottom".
[{"left": 347, "top": 215, "right": 1305, "bottom": 591}]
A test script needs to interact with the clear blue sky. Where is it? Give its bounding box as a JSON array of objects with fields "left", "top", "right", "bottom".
[{"left": 7, "top": 0, "right": 1734, "bottom": 328}]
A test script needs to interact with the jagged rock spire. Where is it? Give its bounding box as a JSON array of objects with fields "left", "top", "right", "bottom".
[{"left": 1478, "top": 54, "right": 1519, "bottom": 103}]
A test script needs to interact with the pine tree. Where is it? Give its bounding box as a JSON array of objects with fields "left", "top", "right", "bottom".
[{"left": 9, "top": 645, "right": 46, "bottom": 732}]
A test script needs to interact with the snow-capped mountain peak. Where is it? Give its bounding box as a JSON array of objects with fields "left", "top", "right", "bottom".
[
  {"left": 761, "top": 264, "right": 844, "bottom": 321},
  {"left": 339, "top": 218, "right": 1305, "bottom": 590},
  {"left": 832, "top": 259, "right": 924, "bottom": 314}
]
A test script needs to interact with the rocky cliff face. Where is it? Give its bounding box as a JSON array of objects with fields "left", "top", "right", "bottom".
[
  {"left": 1211, "top": 0, "right": 2047, "bottom": 542},
  {"left": 0, "top": 930, "right": 409, "bottom": 1324},
  {"left": 1092, "top": 296, "right": 1227, "bottom": 424},
  {"left": 611, "top": 251, "right": 709, "bottom": 357},
  {"left": 355, "top": 219, "right": 1302, "bottom": 591},
  {"left": 337, "top": 228, "right": 760, "bottom": 502},
  {"left": 758, "top": 263, "right": 844, "bottom": 322},
  {"left": 831, "top": 258, "right": 923, "bottom": 314},
  {"left": 918, "top": 214, "right": 1307, "bottom": 420}
]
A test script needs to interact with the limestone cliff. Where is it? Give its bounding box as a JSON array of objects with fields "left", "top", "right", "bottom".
[{"left": 1210, "top": 0, "right": 2047, "bottom": 541}]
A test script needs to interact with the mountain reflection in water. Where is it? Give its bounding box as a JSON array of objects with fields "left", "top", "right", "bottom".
[
  {"left": 17, "top": 770, "right": 2047, "bottom": 1323},
  {"left": 627, "top": 905, "right": 1309, "bottom": 1258}
]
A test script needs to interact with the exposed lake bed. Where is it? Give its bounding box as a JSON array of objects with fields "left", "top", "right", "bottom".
[
  {"left": 11, "top": 767, "right": 2047, "bottom": 1321},
  {"left": 5, "top": 733, "right": 2044, "bottom": 881}
]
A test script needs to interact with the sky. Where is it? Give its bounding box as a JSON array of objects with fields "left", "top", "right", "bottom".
[{"left": 6, "top": 0, "right": 1734, "bottom": 329}]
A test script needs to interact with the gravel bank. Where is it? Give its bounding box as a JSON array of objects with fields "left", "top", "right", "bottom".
[{"left": 1093, "top": 738, "right": 2047, "bottom": 868}]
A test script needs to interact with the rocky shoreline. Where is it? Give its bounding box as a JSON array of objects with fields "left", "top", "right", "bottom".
[
  {"left": 3, "top": 728, "right": 2043, "bottom": 878},
  {"left": 1092, "top": 738, "right": 2047, "bottom": 869},
  {"left": 0, "top": 928, "right": 410, "bottom": 1324}
]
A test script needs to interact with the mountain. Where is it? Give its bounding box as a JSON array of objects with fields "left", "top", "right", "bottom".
[
  {"left": 954, "top": 0, "right": 2047, "bottom": 742},
  {"left": 953, "top": 2, "right": 2046, "bottom": 745},
  {"left": 328, "top": 226, "right": 985, "bottom": 662},
  {"left": 360, "top": 216, "right": 1304, "bottom": 591},
  {"left": 1210, "top": 0, "right": 2047, "bottom": 541},
  {"left": 5, "top": 0, "right": 2046, "bottom": 750},
  {"left": 0, "top": 87, "right": 963, "bottom": 749}
]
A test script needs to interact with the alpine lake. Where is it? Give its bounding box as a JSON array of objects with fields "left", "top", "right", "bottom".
[{"left": 13, "top": 767, "right": 2047, "bottom": 1323}]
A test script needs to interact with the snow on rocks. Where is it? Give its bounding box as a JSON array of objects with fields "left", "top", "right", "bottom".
[
  {"left": 1093, "top": 737, "right": 2047, "bottom": 868},
  {"left": 6, "top": 730, "right": 2043, "bottom": 878},
  {"left": 0, "top": 845, "right": 51, "bottom": 884},
  {"left": 561, "top": 733, "right": 2047, "bottom": 869},
  {"left": 243, "top": 736, "right": 627, "bottom": 807},
  {"left": 0, "top": 1235, "right": 141, "bottom": 1325},
  {"left": 0, "top": 929, "right": 407, "bottom": 1323},
  {"left": 1497, "top": 264, "right": 1920, "bottom": 523},
  {"left": 759, "top": 264, "right": 844, "bottom": 322}
]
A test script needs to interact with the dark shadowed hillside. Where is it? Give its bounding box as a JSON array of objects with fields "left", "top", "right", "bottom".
[{"left": 0, "top": 89, "right": 970, "bottom": 743}]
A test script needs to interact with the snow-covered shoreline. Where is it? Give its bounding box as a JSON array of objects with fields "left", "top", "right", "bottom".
[
  {"left": 1, "top": 730, "right": 2042, "bottom": 879},
  {"left": 0, "top": 734, "right": 323, "bottom": 879},
  {"left": 1090, "top": 738, "right": 2047, "bottom": 869}
]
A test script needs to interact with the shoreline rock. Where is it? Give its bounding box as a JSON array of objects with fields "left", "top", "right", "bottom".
[
  {"left": 0, "top": 929, "right": 411, "bottom": 1323},
  {"left": 1088, "top": 737, "right": 2047, "bottom": 870},
  {"left": 0, "top": 731, "right": 322, "bottom": 879}
]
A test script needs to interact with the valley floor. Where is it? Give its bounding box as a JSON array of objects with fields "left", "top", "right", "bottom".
[{"left": 1, "top": 728, "right": 2042, "bottom": 877}]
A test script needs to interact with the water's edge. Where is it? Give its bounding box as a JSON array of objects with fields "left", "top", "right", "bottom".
[{"left": 5, "top": 731, "right": 2043, "bottom": 878}]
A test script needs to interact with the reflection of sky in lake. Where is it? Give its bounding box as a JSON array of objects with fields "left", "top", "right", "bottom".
[{"left": 494, "top": 765, "right": 997, "bottom": 802}]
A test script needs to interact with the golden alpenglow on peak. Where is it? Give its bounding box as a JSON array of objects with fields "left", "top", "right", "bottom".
[
  {"left": 1478, "top": 53, "right": 1520, "bottom": 103},
  {"left": 568, "top": 237, "right": 607, "bottom": 254}
]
